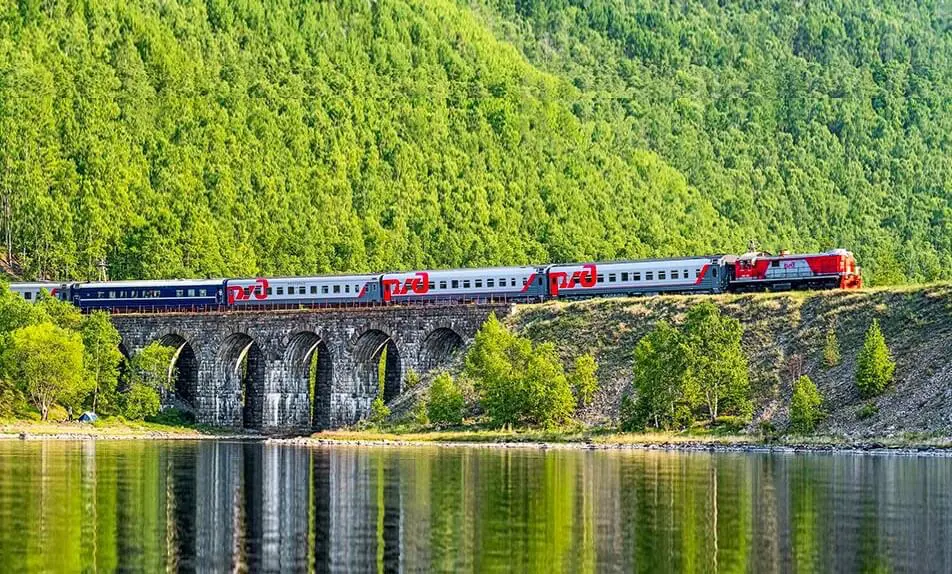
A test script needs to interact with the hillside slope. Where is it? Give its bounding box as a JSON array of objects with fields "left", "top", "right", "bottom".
[
  {"left": 0, "top": 0, "right": 726, "bottom": 281},
  {"left": 472, "top": 0, "right": 952, "bottom": 284},
  {"left": 508, "top": 286, "right": 952, "bottom": 437}
]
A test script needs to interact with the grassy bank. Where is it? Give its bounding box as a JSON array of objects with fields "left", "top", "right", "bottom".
[
  {"left": 303, "top": 426, "right": 952, "bottom": 452},
  {"left": 0, "top": 418, "right": 238, "bottom": 439}
]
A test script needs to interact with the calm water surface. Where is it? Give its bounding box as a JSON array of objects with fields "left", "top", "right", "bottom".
[{"left": 0, "top": 440, "right": 949, "bottom": 572}]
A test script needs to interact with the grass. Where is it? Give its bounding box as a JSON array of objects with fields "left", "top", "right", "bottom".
[{"left": 0, "top": 416, "right": 234, "bottom": 438}]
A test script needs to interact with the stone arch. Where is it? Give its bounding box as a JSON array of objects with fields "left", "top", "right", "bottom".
[
  {"left": 418, "top": 327, "right": 465, "bottom": 373},
  {"left": 156, "top": 333, "right": 199, "bottom": 412},
  {"left": 285, "top": 331, "right": 334, "bottom": 431},
  {"left": 354, "top": 329, "right": 402, "bottom": 404},
  {"left": 218, "top": 332, "right": 266, "bottom": 430}
]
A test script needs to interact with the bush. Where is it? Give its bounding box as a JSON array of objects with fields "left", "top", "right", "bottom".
[
  {"left": 789, "top": 375, "right": 823, "bottom": 434},
  {"left": 123, "top": 384, "right": 161, "bottom": 420},
  {"left": 465, "top": 314, "right": 576, "bottom": 428},
  {"left": 571, "top": 354, "right": 599, "bottom": 408},
  {"left": 712, "top": 415, "right": 747, "bottom": 433},
  {"left": 404, "top": 369, "right": 421, "bottom": 390},
  {"left": 855, "top": 319, "right": 895, "bottom": 398},
  {"left": 369, "top": 397, "right": 390, "bottom": 425},
  {"left": 823, "top": 326, "right": 841, "bottom": 368},
  {"left": 427, "top": 372, "right": 464, "bottom": 426},
  {"left": 857, "top": 402, "right": 879, "bottom": 420}
]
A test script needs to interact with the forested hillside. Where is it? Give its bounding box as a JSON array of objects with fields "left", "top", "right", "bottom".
[
  {"left": 472, "top": 0, "right": 952, "bottom": 283},
  {"left": 1, "top": 0, "right": 950, "bottom": 284}
]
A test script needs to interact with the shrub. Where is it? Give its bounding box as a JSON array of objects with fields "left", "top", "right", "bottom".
[
  {"left": 712, "top": 415, "right": 747, "bottom": 433},
  {"left": 823, "top": 326, "right": 841, "bottom": 368},
  {"left": 571, "top": 353, "right": 599, "bottom": 407},
  {"left": 123, "top": 384, "right": 161, "bottom": 420},
  {"left": 404, "top": 369, "right": 421, "bottom": 390},
  {"left": 465, "top": 314, "right": 576, "bottom": 427},
  {"left": 857, "top": 402, "right": 879, "bottom": 420},
  {"left": 427, "top": 372, "right": 465, "bottom": 426},
  {"left": 370, "top": 397, "right": 391, "bottom": 425},
  {"left": 148, "top": 407, "right": 195, "bottom": 426},
  {"left": 789, "top": 375, "right": 823, "bottom": 433},
  {"left": 855, "top": 319, "right": 895, "bottom": 397}
]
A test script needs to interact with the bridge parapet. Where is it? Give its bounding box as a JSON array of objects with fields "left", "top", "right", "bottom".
[{"left": 111, "top": 304, "right": 511, "bottom": 433}]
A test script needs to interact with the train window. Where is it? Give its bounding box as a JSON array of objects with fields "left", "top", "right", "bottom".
[
  {"left": 537, "top": 276, "right": 543, "bottom": 285},
  {"left": 621, "top": 272, "right": 629, "bottom": 281},
  {"left": 188, "top": 289, "right": 195, "bottom": 297},
  {"left": 597, "top": 274, "right": 604, "bottom": 283},
  {"left": 633, "top": 273, "right": 640, "bottom": 281},
  {"left": 97, "top": 291, "right": 104, "bottom": 298},
  {"left": 683, "top": 270, "right": 688, "bottom": 279},
  {"left": 659, "top": 271, "right": 666, "bottom": 280},
  {"left": 475, "top": 280, "right": 482, "bottom": 288},
  {"left": 645, "top": 272, "right": 653, "bottom": 281},
  {"left": 266, "top": 287, "right": 273, "bottom": 295},
  {"left": 771, "top": 260, "right": 780, "bottom": 267},
  {"left": 487, "top": 279, "right": 494, "bottom": 288},
  {"left": 500, "top": 278, "right": 507, "bottom": 286},
  {"left": 333, "top": 285, "right": 340, "bottom": 294},
  {"left": 439, "top": 281, "right": 447, "bottom": 289},
  {"left": 463, "top": 280, "right": 471, "bottom": 289},
  {"left": 671, "top": 270, "right": 678, "bottom": 280},
  {"left": 277, "top": 287, "right": 284, "bottom": 295},
  {"left": 299, "top": 286, "right": 306, "bottom": 295},
  {"left": 609, "top": 274, "right": 616, "bottom": 282},
  {"left": 429, "top": 282, "right": 435, "bottom": 291},
  {"left": 322, "top": 286, "right": 329, "bottom": 294},
  {"left": 24, "top": 292, "right": 31, "bottom": 300},
  {"left": 200, "top": 289, "right": 207, "bottom": 297},
  {"left": 130, "top": 291, "right": 137, "bottom": 298},
  {"left": 342, "top": 285, "right": 348, "bottom": 293},
  {"left": 311, "top": 286, "right": 317, "bottom": 294},
  {"left": 452, "top": 280, "right": 459, "bottom": 289},
  {"left": 695, "top": 269, "right": 701, "bottom": 277}
]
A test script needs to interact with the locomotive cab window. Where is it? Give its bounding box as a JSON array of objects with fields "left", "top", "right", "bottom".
[{"left": 771, "top": 260, "right": 780, "bottom": 267}]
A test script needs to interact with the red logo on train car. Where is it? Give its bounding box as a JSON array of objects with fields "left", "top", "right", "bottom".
[
  {"left": 227, "top": 278, "right": 270, "bottom": 304},
  {"left": 382, "top": 272, "right": 429, "bottom": 302},
  {"left": 548, "top": 264, "right": 597, "bottom": 296}
]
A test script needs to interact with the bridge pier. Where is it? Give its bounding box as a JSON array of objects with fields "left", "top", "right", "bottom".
[{"left": 111, "top": 304, "right": 509, "bottom": 433}]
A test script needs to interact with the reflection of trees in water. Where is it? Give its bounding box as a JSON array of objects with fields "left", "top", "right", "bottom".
[{"left": 2, "top": 443, "right": 952, "bottom": 571}]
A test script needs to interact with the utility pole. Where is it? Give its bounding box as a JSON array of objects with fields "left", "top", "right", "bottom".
[{"left": 96, "top": 258, "right": 109, "bottom": 282}]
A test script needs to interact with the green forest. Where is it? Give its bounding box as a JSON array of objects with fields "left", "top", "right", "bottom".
[{"left": 1, "top": 0, "right": 949, "bottom": 284}]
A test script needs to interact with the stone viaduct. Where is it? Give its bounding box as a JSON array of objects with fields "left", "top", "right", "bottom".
[{"left": 111, "top": 304, "right": 510, "bottom": 433}]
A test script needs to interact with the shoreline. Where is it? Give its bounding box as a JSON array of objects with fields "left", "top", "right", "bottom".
[{"left": 4, "top": 423, "right": 952, "bottom": 456}]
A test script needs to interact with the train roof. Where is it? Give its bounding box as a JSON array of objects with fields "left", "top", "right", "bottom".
[
  {"left": 382, "top": 266, "right": 538, "bottom": 277},
  {"left": 546, "top": 255, "right": 724, "bottom": 268},
  {"left": 228, "top": 273, "right": 381, "bottom": 282},
  {"left": 74, "top": 279, "right": 225, "bottom": 289}
]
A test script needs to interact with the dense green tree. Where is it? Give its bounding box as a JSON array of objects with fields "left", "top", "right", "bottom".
[
  {"left": 427, "top": 372, "right": 465, "bottom": 426},
  {"left": 81, "top": 311, "right": 123, "bottom": 414},
  {"left": 370, "top": 397, "right": 391, "bottom": 425},
  {"left": 629, "top": 321, "right": 695, "bottom": 430},
  {"left": 790, "top": 375, "right": 823, "bottom": 434},
  {"left": 465, "top": 314, "right": 576, "bottom": 427},
  {"left": 3, "top": 323, "right": 85, "bottom": 420},
  {"left": 124, "top": 342, "right": 176, "bottom": 420},
  {"left": 570, "top": 353, "right": 599, "bottom": 408},
  {"left": 682, "top": 303, "right": 752, "bottom": 422},
  {"left": 855, "top": 319, "right": 895, "bottom": 398}
]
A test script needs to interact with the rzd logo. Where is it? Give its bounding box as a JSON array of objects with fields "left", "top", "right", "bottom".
[
  {"left": 548, "top": 264, "right": 597, "bottom": 296},
  {"left": 228, "top": 278, "right": 270, "bottom": 304},
  {"left": 382, "top": 272, "right": 429, "bottom": 302}
]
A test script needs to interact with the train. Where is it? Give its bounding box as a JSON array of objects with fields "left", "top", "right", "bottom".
[{"left": 7, "top": 249, "right": 862, "bottom": 313}]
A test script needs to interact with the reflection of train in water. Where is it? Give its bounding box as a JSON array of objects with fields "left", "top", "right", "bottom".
[{"left": 8, "top": 249, "right": 862, "bottom": 312}]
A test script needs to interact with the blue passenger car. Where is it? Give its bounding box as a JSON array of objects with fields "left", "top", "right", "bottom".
[{"left": 72, "top": 279, "right": 226, "bottom": 312}]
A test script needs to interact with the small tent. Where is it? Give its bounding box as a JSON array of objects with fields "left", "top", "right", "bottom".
[{"left": 78, "top": 412, "right": 99, "bottom": 423}]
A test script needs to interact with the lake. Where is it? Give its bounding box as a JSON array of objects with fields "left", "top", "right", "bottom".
[{"left": 0, "top": 440, "right": 949, "bottom": 572}]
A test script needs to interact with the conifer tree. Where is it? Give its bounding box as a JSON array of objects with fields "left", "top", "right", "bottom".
[{"left": 855, "top": 319, "right": 895, "bottom": 398}]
